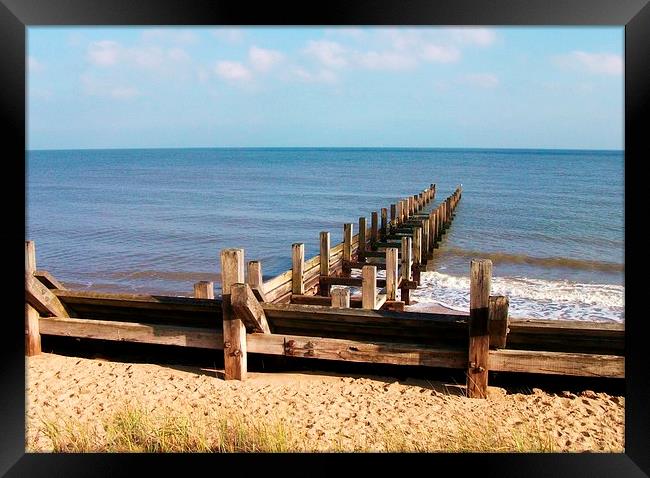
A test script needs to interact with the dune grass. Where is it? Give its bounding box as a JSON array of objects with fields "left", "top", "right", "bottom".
[{"left": 34, "top": 402, "right": 556, "bottom": 453}]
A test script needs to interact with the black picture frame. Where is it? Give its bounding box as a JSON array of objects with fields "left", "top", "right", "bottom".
[{"left": 3, "top": 0, "right": 647, "bottom": 475}]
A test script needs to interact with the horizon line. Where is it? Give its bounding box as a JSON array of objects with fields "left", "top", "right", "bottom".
[{"left": 27, "top": 145, "right": 624, "bottom": 153}]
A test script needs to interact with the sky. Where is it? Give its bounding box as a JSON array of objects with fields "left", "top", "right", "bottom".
[{"left": 27, "top": 26, "right": 624, "bottom": 150}]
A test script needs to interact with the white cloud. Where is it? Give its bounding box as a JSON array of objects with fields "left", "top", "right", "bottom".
[
  {"left": 356, "top": 51, "right": 417, "bottom": 70},
  {"left": 447, "top": 27, "right": 497, "bottom": 46},
  {"left": 304, "top": 40, "right": 348, "bottom": 68},
  {"left": 215, "top": 61, "right": 252, "bottom": 81},
  {"left": 554, "top": 51, "right": 623, "bottom": 75},
  {"left": 461, "top": 73, "right": 499, "bottom": 88},
  {"left": 86, "top": 40, "right": 191, "bottom": 73},
  {"left": 212, "top": 28, "right": 245, "bottom": 43},
  {"left": 80, "top": 73, "right": 140, "bottom": 99},
  {"left": 419, "top": 44, "right": 461, "bottom": 63},
  {"left": 87, "top": 40, "right": 121, "bottom": 66},
  {"left": 290, "top": 67, "right": 338, "bottom": 84},
  {"left": 249, "top": 46, "right": 284, "bottom": 72},
  {"left": 28, "top": 56, "right": 44, "bottom": 73}
]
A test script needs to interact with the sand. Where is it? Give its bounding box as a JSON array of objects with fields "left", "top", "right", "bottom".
[{"left": 25, "top": 352, "right": 624, "bottom": 453}]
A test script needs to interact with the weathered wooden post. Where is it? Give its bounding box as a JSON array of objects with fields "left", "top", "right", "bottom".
[
  {"left": 467, "top": 259, "right": 492, "bottom": 398},
  {"left": 401, "top": 236, "right": 412, "bottom": 305},
  {"left": 371, "top": 211, "right": 378, "bottom": 249},
  {"left": 25, "top": 241, "right": 41, "bottom": 356},
  {"left": 319, "top": 231, "right": 331, "bottom": 296},
  {"left": 380, "top": 208, "right": 388, "bottom": 239},
  {"left": 343, "top": 223, "right": 353, "bottom": 277},
  {"left": 362, "top": 265, "right": 377, "bottom": 310},
  {"left": 292, "top": 243, "right": 305, "bottom": 295},
  {"left": 247, "top": 261, "right": 266, "bottom": 301},
  {"left": 390, "top": 204, "right": 397, "bottom": 230},
  {"left": 386, "top": 247, "right": 399, "bottom": 301},
  {"left": 489, "top": 296, "right": 510, "bottom": 349},
  {"left": 422, "top": 218, "right": 430, "bottom": 261},
  {"left": 413, "top": 227, "right": 422, "bottom": 284},
  {"left": 193, "top": 281, "right": 214, "bottom": 299},
  {"left": 221, "top": 248, "right": 247, "bottom": 381},
  {"left": 331, "top": 287, "right": 351, "bottom": 308},
  {"left": 358, "top": 217, "right": 367, "bottom": 262}
]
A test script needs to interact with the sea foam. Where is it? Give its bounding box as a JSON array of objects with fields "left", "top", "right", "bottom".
[{"left": 407, "top": 271, "right": 624, "bottom": 323}]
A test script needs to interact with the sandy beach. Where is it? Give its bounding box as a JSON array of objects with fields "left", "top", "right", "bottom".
[{"left": 26, "top": 350, "right": 624, "bottom": 453}]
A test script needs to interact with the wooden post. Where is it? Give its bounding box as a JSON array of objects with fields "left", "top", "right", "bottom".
[
  {"left": 331, "top": 288, "right": 350, "bottom": 308},
  {"left": 292, "top": 243, "right": 305, "bottom": 295},
  {"left": 467, "top": 259, "right": 492, "bottom": 398},
  {"left": 247, "top": 261, "right": 266, "bottom": 301},
  {"left": 319, "top": 231, "right": 331, "bottom": 296},
  {"left": 413, "top": 227, "right": 422, "bottom": 284},
  {"left": 489, "top": 296, "right": 510, "bottom": 349},
  {"left": 362, "top": 265, "right": 377, "bottom": 310},
  {"left": 401, "top": 236, "right": 412, "bottom": 305},
  {"left": 25, "top": 240, "right": 41, "bottom": 356},
  {"left": 343, "top": 223, "right": 353, "bottom": 276},
  {"left": 422, "top": 219, "right": 430, "bottom": 259},
  {"left": 380, "top": 208, "right": 388, "bottom": 239},
  {"left": 390, "top": 204, "right": 396, "bottom": 228},
  {"left": 358, "top": 217, "right": 367, "bottom": 261},
  {"left": 371, "top": 211, "right": 378, "bottom": 248},
  {"left": 221, "top": 248, "right": 247, "bottom": 381},
  {"left": 386, "top": 247, "right": 399, "bottom": 301},
  {"left": 396, "top": 202, "right": 402, "bottom": 225},
  {"left": 428, "top": 211, "right": 435, "bottom": 251},
  {"left": 25, "top": 304, "right": 41, "bottom": 356},
  {"left": 193, "top": 281, "right": 214, "bottom": 299},
  {"left": 26, "top": 240, "right": 36, "bottom": 275}
]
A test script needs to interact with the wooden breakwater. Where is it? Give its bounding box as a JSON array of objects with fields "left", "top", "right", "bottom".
[{"left": 25, "top": 183, "right": 624, "bottom": 399}]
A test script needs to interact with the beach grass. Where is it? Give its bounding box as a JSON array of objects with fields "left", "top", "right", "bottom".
[{"left": 35, "top": 402, "right": 556, "bottom": 453}]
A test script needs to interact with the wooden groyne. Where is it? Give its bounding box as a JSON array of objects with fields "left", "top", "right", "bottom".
[{"left": 25, "top": 183, "right": 624, "bottom": 399}]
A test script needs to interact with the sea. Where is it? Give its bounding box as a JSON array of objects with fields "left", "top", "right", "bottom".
[{"left": 25, "top": 148, "right": 624, "bottom": 323}]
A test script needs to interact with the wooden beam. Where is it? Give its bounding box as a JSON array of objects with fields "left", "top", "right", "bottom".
[
  {"left": 488, "top": 295, "right": 509, "bottom": 349},
  {"left": 331, "top": 288, "right": 351, "bottom": 308},
  {"left": 291, "top": 294, "right": 360, "bottom": 307},
  {"left": 362, "top": 265, "right": 377, "bottom": 310},
  {"left": 292, "top": 243, "right": 305, "bottom": 295},
  {"left": 25, "top": 303, "right": 41, "bottom": 356},
  {"left": 25, "top": 273, "right": 70, "bottom": 318},
  {"left": 343, "top": 223, "right": 353, "bottom": 276},
  {"left": 231, "top": 283, "right": 271, "bottom": 334},
  {"left": 40, "top": 316, "right": 221, "bottom": 350},
  {"left": 193, "top": 281, "right": 214, "bottom": 299},
  {"left": 386, "top": 247, "right": 398, "bottom": 301},
  {"left": 488, "top": 349, "right": 624, "bottom": 378},
  {"left": 467, "top": 259, "right": 492, "bottom": 399},
  {"left": 247, "top": 333, "right": 466, "bottom": 369},
  {"left": 34, "top": 270, "right": 66, "bottom": 290},
  {"left": 221, "top": 248, "right": 247, "bottom": 381}
]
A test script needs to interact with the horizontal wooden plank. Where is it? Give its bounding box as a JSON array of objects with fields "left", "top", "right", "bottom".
[
  {"left": 40, "top": 316, "right": 222, "bottom": 349},
  {"left": 291, "top": 295, "right": 363, "bottom": 308},
  {"left": 247, "top": 333, "right": 467, "bottom": 368},
  {"left": 488, "top": 349, "right": 624, "bottom": 378},
  {"left": 53, "top": 289, "right": 221, "bottom": 311}
]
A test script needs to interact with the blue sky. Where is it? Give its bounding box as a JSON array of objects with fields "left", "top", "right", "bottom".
[{"left": 27, "top": 27, "right": 623, "bottom": 150}]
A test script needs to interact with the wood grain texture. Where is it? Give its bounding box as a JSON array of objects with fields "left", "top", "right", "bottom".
[
  {"left": 25, "top": 303, "right": 41, "bottom": 356},
  {"left": 467, "top": 259, "right": 492, "bottom": 398},
  {"left": 231, "top": 283, "right": 271, "bottom": 333},
  {"left": 221, "top": 248, "right": 247, "bottom": 381}
]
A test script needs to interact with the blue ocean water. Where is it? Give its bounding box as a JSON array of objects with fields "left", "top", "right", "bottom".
[{"left": 26, "top": 148, "right": 624, "bottom": 322}]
